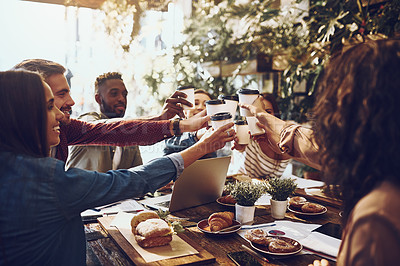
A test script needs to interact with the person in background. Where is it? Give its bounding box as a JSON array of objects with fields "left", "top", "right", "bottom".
[
  {"left": 13, "top": 59, "right": 206, "bottom": 163},
  {"left": 163, "top": 88, "right": 217, "bottom": 158},
  {"left": 0, "top": 70, "right": 235, "bottom": 265},
  {"left": 241, "top": 39, "right": 400, "bottom": 265},
  {"left": 66, "top": 72, "right": 142, "bottom": 172},
  {"left": 232, "top": 93, "right": 290, "bottom": 179}
]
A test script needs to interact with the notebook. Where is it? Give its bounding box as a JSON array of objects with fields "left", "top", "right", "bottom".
[{"left": 139, "top": 156, "right": 231, "bottom": 212}]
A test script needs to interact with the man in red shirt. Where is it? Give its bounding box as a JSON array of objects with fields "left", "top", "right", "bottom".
[{"left": 14, "top": 59, "right": 208, "bottom": 162}]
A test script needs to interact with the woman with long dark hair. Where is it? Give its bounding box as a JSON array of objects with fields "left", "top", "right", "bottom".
[
  {"left": 0, "top": 70, "right": 234, "bottom": 265},
  {"left": 241, "top": 39, "right": 400, "bottom": 265}
]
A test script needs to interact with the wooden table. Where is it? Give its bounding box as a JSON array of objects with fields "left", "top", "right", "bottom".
[{"left": 85, "top": 189, "right": 341, "bottom": 265}]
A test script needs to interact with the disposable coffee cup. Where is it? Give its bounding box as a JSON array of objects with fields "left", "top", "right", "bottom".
[
  {"left": 177, "top": 86, "right": 195, "bottom": 110},
  {"left": 234, "top": 120, "right": 250, "bottom": 145},
  {"left": 237, "top": 89, "right": 259, "bottom": 117},
  {"left": 219, "top": 95, "right": 239, "bottom": 120},
  {"left": 206, "top": 99, "right": 227, "bottom": 116},
  {"left": 210, "top": 112, "right": 233, "bottom": 130},
  {"left": 206, "top": 99, "right": 227, "bottom": 126},
  {"left": 246, "top": 116, "right": 265, "bottom": 136}
]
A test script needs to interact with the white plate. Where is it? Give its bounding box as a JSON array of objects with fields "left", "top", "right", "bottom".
[
  {"left": 250, "top": 236, "right": 302, "bottom": 256},
  {"left": 216, "top": 197, "right": 235, "bottom": 207},
  {"left": 288, "top": 204, "right": 327, "bottom": 216},
  {"left": 197, "top": 219, "right": 241, "bottom": 235}
]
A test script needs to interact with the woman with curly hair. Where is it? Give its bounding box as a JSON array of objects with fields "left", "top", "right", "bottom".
[{"left": 240, "top": 38, "right": 400, "bottom": 265}]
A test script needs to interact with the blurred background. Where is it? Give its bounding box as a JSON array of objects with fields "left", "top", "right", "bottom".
[{"left": 0, "top": 0, "right": 398, "bottom": 166}]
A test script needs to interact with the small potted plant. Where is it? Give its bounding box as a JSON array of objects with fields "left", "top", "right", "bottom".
[
  {"left": 265, "top": 177, "right": 297, "bottom": 219},
  {"left": 225, "top": 181, "right": 267, "bottom": 224}
]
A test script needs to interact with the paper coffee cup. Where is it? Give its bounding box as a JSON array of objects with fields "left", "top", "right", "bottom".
[
  {"left": 210, "top": 112, "right": 233, "bottom": 130},
  {"left": 206, "top": 99, "right": 227, "bottom": 126},
  {"left": 237, "top": 89, "right": 259, "bottom": 117},
  {"left": 206, "top": 99, "right": 227, "bottom": 116},
  {"left": 177, "top": 86, "right": 195, "bottom": 110},
  {"left": 234, "top": 120, "right": 250, "bottom": 145},
  {"left": 219, "top": 95, "right": 239, "bottom": 120},
  {"left": 246, "top": 116, "right": 265, "bottom": 136}
]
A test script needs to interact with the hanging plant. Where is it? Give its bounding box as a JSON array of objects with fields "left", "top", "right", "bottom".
[{"left": 100, "top": 0, "right": 171, "bottom": 52}]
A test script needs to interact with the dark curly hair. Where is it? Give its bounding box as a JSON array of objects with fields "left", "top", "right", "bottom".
[
  {"left": 95, "top": 72, "right": 123, "bottom": 93},
  {"left": 313, "top": 39, "right": 400, "bottom": 222}
]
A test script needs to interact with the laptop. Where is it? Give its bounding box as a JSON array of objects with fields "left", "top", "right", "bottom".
[{"left": 139, "top": 156, "right": 231, "bottom": 212}]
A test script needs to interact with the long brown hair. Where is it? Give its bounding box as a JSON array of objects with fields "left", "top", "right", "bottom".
[
  {"left": 261, "top": 92, "right": 280, "bottom": 118},
  {"left": 0, "top": 70, "right": 49, "bottom": 157},
  {"left": 313, "top": 39, "right": 400, "bottom": 221}
]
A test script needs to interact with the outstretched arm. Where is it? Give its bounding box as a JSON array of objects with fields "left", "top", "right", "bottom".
[{"left": 239, "top": 103, "right": 321, "bottom": 170}]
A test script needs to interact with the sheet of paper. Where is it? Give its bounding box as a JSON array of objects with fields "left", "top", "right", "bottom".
[
  {"left": 289, "top": 175, "right": 325, "bottom": 189},
  {"left": 111, "top": 212, "right": 199, "bottom": 263},
  {"left": 299, "top": 232, "right": 341, "bottom": 257},
  {"left": 81, "top": 199, "right": 145, "bottom": 218}
]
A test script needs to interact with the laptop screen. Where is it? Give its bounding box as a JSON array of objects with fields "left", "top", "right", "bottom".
[{"left": 139, "top": 156, "right": 231, "bottom": 212}]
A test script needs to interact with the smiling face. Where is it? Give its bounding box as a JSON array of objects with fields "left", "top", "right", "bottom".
[
  {"left": 44, "top": 82, "right": 64, "bottom": 147},
  {"left": 186, "top": 92, "right": 212, "bottom": 118},
  {"left": 45, "top": 74, "right": 75, "bottom": 125},
  {"left": 95, "top": 79, "right": 128, "bottom": 118}
]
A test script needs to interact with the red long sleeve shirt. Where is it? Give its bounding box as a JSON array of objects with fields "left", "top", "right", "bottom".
[{"left": 55, "top": 119, "right": 172, "bottom": 162}]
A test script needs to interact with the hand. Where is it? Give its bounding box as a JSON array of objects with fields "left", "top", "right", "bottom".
[
  {"left": 196, "top": 123, "right": 235, "bottom": 154},
  {"left": 158, "top": 91, "right": 193, "bottom": 120},
  {"left": 179, "top": 122, "right": 235, "bottom": 167},
  {"left": 238, "top": 101, "right": 265, "bottom": 117},
  {"left": 231, "top": 136, "right": 247, "bottom": 152},
  {"left": 180, "top": 109, "right": 209, "bottom": 132},
  {"left": 308, "top": 259, "right": 330, "bottom": 266}
]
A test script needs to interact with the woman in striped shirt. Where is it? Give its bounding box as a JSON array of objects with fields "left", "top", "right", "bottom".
[{"left": 233, "top": 93, "right": 290, "bottom": 179}]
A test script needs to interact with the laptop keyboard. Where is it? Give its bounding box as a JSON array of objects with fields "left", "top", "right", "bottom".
[{"left": 155, "top": 201, "right": 171, "bottom": 208}]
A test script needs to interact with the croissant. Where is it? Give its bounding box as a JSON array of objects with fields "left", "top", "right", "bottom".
[{"left": 208, "top": 211, "right": 234, "bottom": 231}]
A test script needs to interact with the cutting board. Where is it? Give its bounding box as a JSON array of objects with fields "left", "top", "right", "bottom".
[{"left": 98, "top": 216, "right": 215, "bottom": 265}]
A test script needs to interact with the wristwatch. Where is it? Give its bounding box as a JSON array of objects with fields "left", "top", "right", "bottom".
[{"left": 172, "top": 118, "right": 182, "bottom": 136}]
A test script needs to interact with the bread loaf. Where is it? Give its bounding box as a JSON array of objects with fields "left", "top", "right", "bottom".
[
  {"left": 130, "top": 210, "right": 159, "bottom": 234},
  {"left": 130, "top": 211, "right": 173, "bottom": 248}
]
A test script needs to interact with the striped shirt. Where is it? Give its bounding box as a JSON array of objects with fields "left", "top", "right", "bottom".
[{"left": 237, "top": 140, "right": 289, "bottom": 179}]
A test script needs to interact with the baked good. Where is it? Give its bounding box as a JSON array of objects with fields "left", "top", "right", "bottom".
[
  {"left": 130, "top": 211, "right": 173, "bottom": 248},
  {"left": 208, "top": 212, "right": 234, "bottom": 231},
  {"left": 130, "top": 210, "right": 159, "bottom": 234},
  {"left": 134, "top": 218, "right": 173, "bottom": 248},
  {"left": 289, "top": 196, "right": 307, "bottom": 209},
  {"left": 219, "top": 194, "right": 237, "bottom": 204},
  {"left": 301, "top": 202, "right": 324, "bottom": 213},
  {"left": 268, "top": 239, "right": 298, "bottom": 253},
  {"left": 244, "top": 229, "right": 275, "bottom": 246}
]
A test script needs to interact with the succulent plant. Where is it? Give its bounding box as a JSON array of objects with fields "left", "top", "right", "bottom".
[
  {"left": 265, "top": 177, "right": 297, "bottom": 201},
  {"left": 225, "top": 181, "right": 267, "bottom": 206}
]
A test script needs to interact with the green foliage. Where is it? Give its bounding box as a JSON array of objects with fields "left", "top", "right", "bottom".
[
  {"left": 225, "top": 181, "right": 267, "bottom": 206},
  {"left": 265, "top": 177, "right": 297, "bottom": 201},
  {"left": 155, "top": 209, "right": 185, "bottom": 234},
  {"left": 101, "top": 0, "right": 400, "bottom": 120}
]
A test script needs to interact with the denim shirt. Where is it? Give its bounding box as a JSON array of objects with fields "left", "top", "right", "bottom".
[
  {"left": 163, "top": 132, "right": 217, "bottom": 158},
  {"left": 0, "top": 151, "right": 183, "bottom": 266}
]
